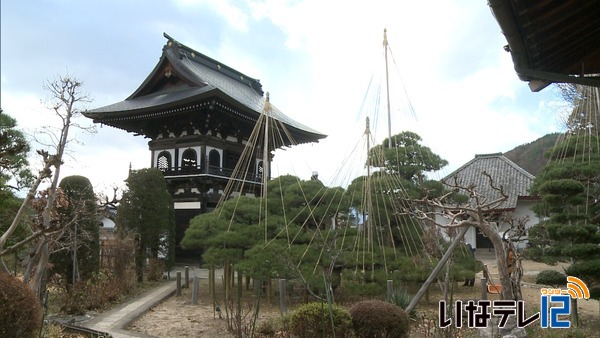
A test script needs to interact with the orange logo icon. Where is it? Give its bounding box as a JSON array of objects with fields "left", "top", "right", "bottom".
[{"left": 565, "top": 276, "right": 590, "bottom": 300}]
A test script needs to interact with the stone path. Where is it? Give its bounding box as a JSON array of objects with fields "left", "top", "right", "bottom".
[{"left": 79, "top": 266, "right": 212, "bottom": 338}]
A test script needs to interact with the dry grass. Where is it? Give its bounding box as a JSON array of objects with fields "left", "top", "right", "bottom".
[{"left": 129, "top": 260, "right": 600, "bottom": 337}]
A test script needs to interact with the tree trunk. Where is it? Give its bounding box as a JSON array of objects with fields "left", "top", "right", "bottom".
[
  {"left": 209, "top": 266, "right": 215, "bottom": 301},
  {"left": 223, "top": 262, "right": 228, "bottom": 301},
  {"left": 31, "top": 239, "right": 49, "bottom": 301},
  {"left": 479, "top": 223, "right": 515, "bottom": 300}
]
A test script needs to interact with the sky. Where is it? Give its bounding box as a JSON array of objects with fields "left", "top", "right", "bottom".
[{"left": 1, "top": 0, "right": 566, "bottom": 198}]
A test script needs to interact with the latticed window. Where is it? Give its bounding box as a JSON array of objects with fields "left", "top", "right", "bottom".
[
  {"left": 182, "top": 148, "right": 197, "bottom": 168},
  {"left": 157, "top": 151, "right": 171, "bottom": 172}
]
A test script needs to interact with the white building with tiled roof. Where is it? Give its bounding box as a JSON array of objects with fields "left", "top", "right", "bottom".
[{"left": 439, "top": 153, "right": 540, "bottom": 250}]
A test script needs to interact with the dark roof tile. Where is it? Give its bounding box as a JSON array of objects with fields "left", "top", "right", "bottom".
[
  {"left": 442, "top": 153, "right": 535, "bottom": 210},
  {"left": 86, "top": 33, "right": 325, "bottom": 139}
]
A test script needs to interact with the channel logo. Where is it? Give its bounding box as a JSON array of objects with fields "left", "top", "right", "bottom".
[
  {"left": 438, "top": 276, "right": 590, "bottom": 329},
  {"left": 539, "top": 276, "right": 590, "bottom": 328},
  {"left": 564, "top": 276, "right": 590, "bottom": 299}
]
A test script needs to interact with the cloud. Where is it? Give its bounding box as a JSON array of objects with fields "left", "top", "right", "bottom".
[
  {"left": 173, "top": 0, "right": 250, "bottom": 32},
  {"left": 1, "top": 0, "right": 563, "bottom": 196}
]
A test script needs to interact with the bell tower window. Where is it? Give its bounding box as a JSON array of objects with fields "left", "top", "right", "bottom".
[
  {"left": 208, "top": 149, "right": 221, "bottom": 169},
  {"left": 182, "top": 148, "right": 197, "bottom": 169},
  {"left": 157, "top": 151, "right": 171, "bottom": 172}
]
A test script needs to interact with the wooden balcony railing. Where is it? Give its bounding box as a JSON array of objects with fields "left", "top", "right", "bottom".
[{"left": 161, "top": 164, "right": 263, "bottom": 183}]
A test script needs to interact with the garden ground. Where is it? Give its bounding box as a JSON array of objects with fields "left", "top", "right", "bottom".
[{"left": 127, "top": 256, "right": 600, "bottom": 337}]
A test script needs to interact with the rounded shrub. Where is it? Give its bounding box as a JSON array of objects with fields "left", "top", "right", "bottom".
[
  {"left": 349, "top": 299, "right": 409, "bottom": 338},
  {"left": 0, "top": 273, "right": 42, "bottom": 338},
  {"left": 536, "top": 270, "right": 567, "bottom": 287},
  {"left": 256, "top": 315, "right": 289, "bottom": 338},
  {"left": 289, "top": 301, "right": 353, "bottom": 338}
]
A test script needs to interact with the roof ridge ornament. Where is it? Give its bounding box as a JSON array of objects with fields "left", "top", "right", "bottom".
[{"left": 163, "top": 32, "right": 180, "bottom": 47}]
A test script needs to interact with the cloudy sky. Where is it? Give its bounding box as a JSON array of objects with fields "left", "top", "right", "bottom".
[{"left": 1, "top": 0, "right": 565, "bottom": 197}]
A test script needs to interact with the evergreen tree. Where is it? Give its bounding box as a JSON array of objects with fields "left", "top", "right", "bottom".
[
  {"left": 117, "top": 168, "right": 175, "bottom": 282},
  {"left": 0, "top": 110, "right": 32, "bottom": 190},
  {"left": 349, "top": 131, "right": 449, "bottom": 251},
  {"left": 527, "top": 135, "right": 600, "bottom": 299},
  {"left": 368, "top": 131, "right": 447, "bottom": 183},
  {"left": 51, "top": 175, "right": 99, "bottom": 285},
  {"left": 0, "top": 111, "right": 32, "bottom": 272}
]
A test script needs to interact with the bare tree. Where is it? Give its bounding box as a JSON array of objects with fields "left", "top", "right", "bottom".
[
  {"left": 0, "top": 74, "right": 93, "bottom": 298},
  {"left": 408, "top": 172, "right": 521, "bottom": 301}
]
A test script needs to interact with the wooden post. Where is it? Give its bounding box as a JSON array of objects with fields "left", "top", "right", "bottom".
[
  {"left": 387, "top": 280, "right": 394, "bottom": 302},
  {"left": 254, "top": 278, "right": 261, "bottom": 295},
  {"left": 231, "top": 264, "right": 235, "bottom": 288},
  {"left": 237, "top": 269, "right": 243, "bottom": 298},
  {"left": 267, "top": 277, "right": 272, "bottom": 303},
  {"left": 192, "top": 276, "right": 199, "bottom": 305},
  {"left": 223, "top": 261, "right": 229, "bottom": 303},
  {"left": 279, "top": 279, "right": 287, "bottom": 313},
  {"left": 480, "top": 278, "right": 487, "bottom": 301},
  {"left": 237, "top": 268, "right": 242, "bottom": 332},
  {"left": 184, "top": 266, "right": 190, "bottom": 289},
  {"left": 176, "top": 271, "right": 182, "bottom": 296},
  {"left": 571, "top": 297, "right": 578, "bottom": 327}
]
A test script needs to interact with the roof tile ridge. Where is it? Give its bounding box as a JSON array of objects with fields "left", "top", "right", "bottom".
[
  {"left": 163, "top": 33, "right": 264, "bottom": 95},
  {"left": 498, "top": 154, "right": 535, "bottom": 180}
]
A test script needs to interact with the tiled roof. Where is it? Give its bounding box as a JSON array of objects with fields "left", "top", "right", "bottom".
[
  {"left": 166, "top": 45, "right": 321, "bottom": 134},
  {"left": 88, "top": 86, "right": 213, "bottom": 113},
  {"left": 442, "top": 153, "right": 535, "bottom": 210},
  {"left": 86, "top": 33, "right": 325, "bottom": 140}
]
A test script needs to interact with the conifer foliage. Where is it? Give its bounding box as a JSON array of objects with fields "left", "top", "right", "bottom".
[
  {"left": 528, "top": 135, "right": 600, "bottom": 299},
  {"left": 117, "top": 168, "right": 175, "bottom": 282},
  {"left": 50, "top": 175, "right": 99, "bottom": 285}
]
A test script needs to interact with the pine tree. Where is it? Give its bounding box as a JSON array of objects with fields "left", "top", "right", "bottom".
[{"left": 527, "top": 135, "right": 600, "bottom": 299}]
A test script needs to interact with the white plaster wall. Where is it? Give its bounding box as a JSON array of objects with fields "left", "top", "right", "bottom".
[
  {"left": 174, "top": 201, "right": 202, "bottom": 209},
  {"left": 432, "top": 212, "right": 477, "bottom": 249},
  {"left": 501, "top": 200, "right": 540, "bottom": 249},
  {"left": 512, "top": 200, "right": 540, "bottom": 229},
  {"left": 101, "top": 217, "right": 115, "bottom": 229},
  {"left": 433, "top": 203, "right": 540, "bottom": 250}
]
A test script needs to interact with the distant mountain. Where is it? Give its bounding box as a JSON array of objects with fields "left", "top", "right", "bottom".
[{"left": 503, "top": 133, "right": 561, "bottom": 176}]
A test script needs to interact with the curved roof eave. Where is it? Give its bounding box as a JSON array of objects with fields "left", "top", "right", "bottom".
[
  {"left": 85, "top": 33, "right": 326, "bottom": 141},
  {"left": 84, "top": 86, "right": 216, "bottom": 118}
]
